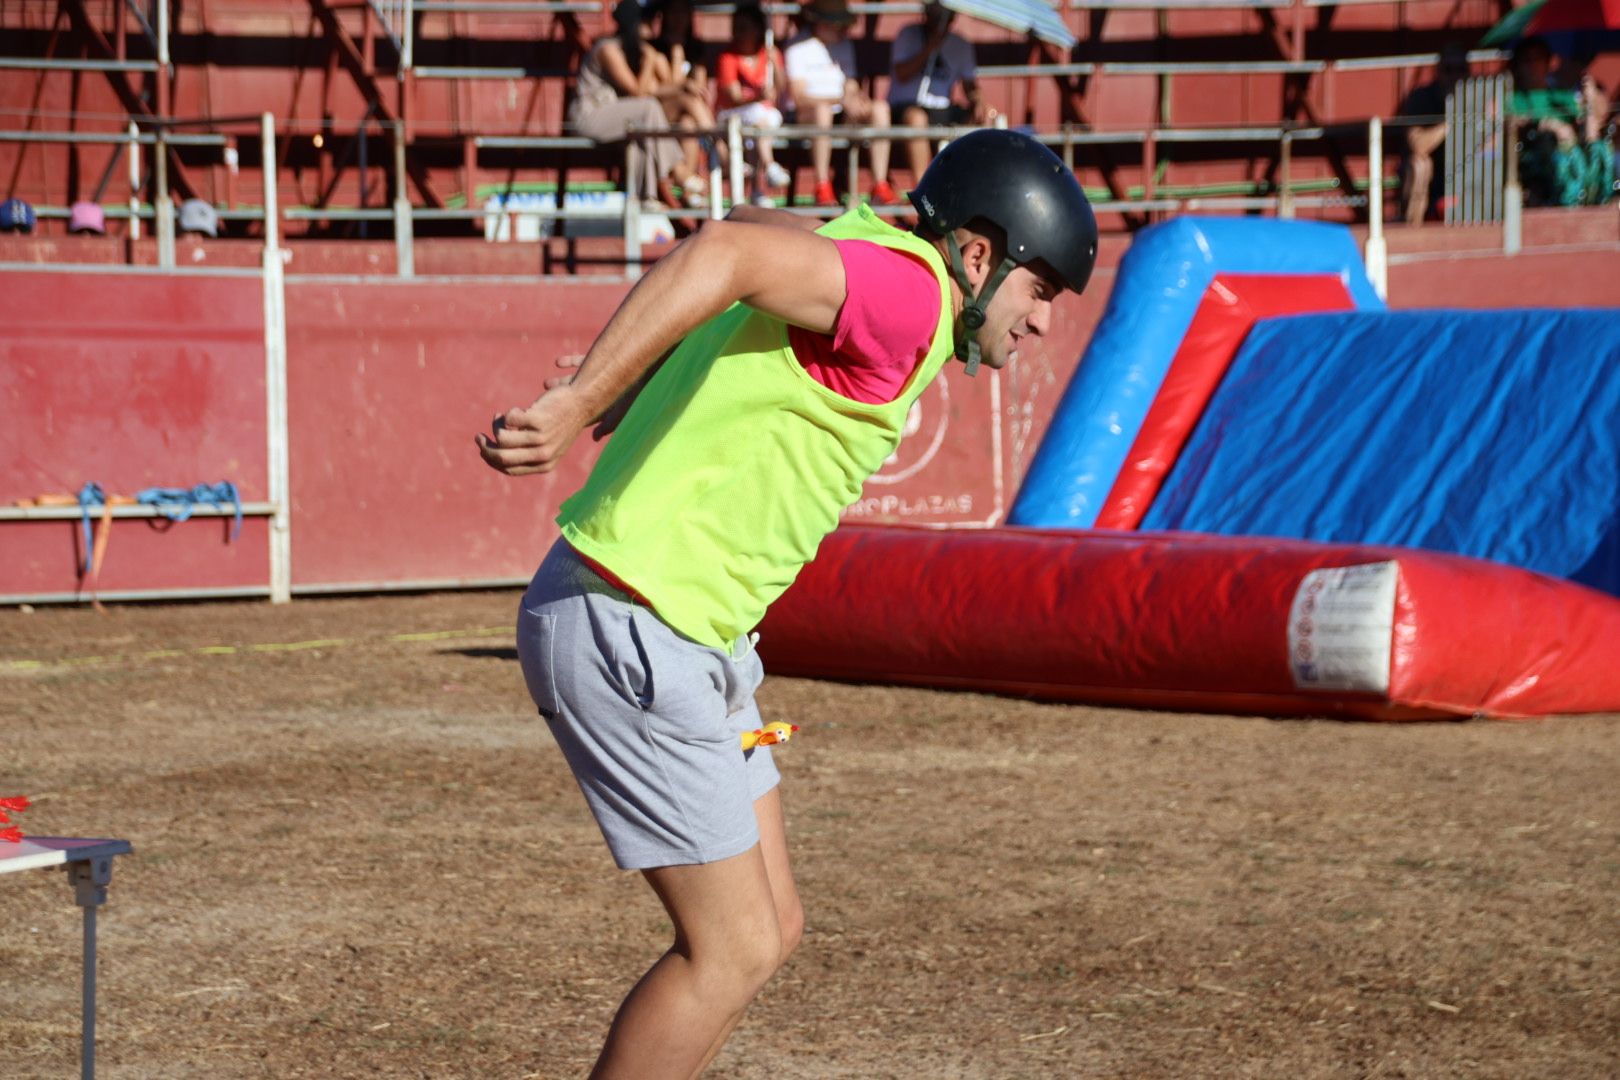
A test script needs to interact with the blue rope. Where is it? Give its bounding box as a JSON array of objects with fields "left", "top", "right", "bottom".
[
  {"left": 74, "top": 481, "right": 244, "bottom": 575},
  {"left": 76, "top": 482, "right": 107, "bottom": 575},
  {"left": 136, "top": 482, "right": 244, "bottom": 540}
]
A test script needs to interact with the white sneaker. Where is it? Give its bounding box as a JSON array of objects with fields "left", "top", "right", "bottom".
[
  {"left": 764, "top": 162, "right": 791, "bottom": 188},
  {"left": 752, "top": 193, "right": 777, "bottom": 208}
]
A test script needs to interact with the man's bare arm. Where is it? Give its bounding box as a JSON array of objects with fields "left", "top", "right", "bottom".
[
  {"left": 477, "top": 219, "right": 846, "bottom": 475},
  {"left": 725, "top": 202, "right": 824, "bottom": 232}
]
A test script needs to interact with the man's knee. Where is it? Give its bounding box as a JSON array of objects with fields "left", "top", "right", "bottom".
[
  {"left": 698, "top": 923, "right": 785, "bottom": 1004},
  {"left": 872, "top": 101, "right": 892, "bottom": 125},
  {"left": 776, "top": 897, "right": 806, "bottom": 963}
]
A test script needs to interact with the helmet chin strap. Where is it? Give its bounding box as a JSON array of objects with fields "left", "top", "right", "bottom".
[{"left": 944, "top": 232, "right": 1017, "bottom": 376}]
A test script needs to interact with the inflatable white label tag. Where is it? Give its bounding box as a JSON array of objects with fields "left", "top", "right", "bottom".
[{"left": 1288, "top": 561, "right": 1398, "bottom": 694}]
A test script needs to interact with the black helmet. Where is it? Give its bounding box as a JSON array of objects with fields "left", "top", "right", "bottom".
[{"left": 909, "top": 129, "right": 1098, "bottom": 373}]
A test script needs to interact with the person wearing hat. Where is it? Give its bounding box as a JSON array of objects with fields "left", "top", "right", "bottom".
[
  {"left": 783, "top": 0, "right": 897, "bottom": 205},
  {"left": 478, "top": 128, "right": 1096, "bottom": 1078},
  {"left": 0, "top": 197, "right": 37, "bottom": 234}
]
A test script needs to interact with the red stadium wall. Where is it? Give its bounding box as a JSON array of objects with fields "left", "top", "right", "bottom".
[
  {"left": 1, "top": 229, "right": 1612, "bottom": 603},
  {"left": 0, "top": 269, "right": 273, "bottom": 599},
  {"left": 0, "top": 261, "right": 1104, "bottom": 600},
  {"left": 280, "top": 268, "right": 1103, "bottom": 590}
]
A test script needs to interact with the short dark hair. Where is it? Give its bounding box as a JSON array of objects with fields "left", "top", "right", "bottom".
[
  {"left": 734, "top": 3, "right": 766, "bottom": 33},
  {"left": 1513, "top": 36, "right": 1551, "bottom": 68}
]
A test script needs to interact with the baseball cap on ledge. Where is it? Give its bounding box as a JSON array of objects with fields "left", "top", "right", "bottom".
[
  {"left": 0, "top": 198, "right": 37, "bottom": 234},
  {"left": 179, "top": 198, "right": 219, "bottom": 238}
]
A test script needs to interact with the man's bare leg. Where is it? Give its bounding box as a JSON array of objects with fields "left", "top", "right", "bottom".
[
  {"left": 903, "top": 104, "right": 931, "bottom": 184},
  {"left": 1405, "top": 151, "right": 1433, "bottom": 225},
  {"left": 686, "top": 786, "right": 805, "bottom": 1078},
  {"left": 868, "top": 99, "right": 892, "bottom": 183},
  {"left": 588, "top": 846, "right": 783, "bottom": 1080},
  {"left": 812, "top": 101, "right": 836, "bottom": 188}
]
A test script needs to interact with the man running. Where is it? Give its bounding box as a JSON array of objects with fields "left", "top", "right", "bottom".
[{"left": 477, "top": 129, "right": 1097, "bottom": 1079}]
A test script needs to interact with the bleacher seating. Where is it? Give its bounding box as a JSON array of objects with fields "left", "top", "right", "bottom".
[{"left": 1, "top": 0, "right": 1560, "bottom": 262}]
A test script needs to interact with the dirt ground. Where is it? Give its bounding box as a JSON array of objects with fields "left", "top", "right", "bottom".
[{"left": 1, "top": 592, "right": 1616, "bottom": 1080}]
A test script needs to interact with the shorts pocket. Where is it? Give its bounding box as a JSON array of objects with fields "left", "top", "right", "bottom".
[
  {"left": 631, "top": 611, "right": 732, "bottom": 746},
  {"left": 516, "top": 608, "right": 560, "bottom": 718}
]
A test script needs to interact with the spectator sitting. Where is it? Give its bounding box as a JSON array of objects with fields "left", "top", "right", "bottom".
[
  {"left": 646, "top": 0, "right": 729, "bottom": 190},
  {"left": 784, "top": 0, "right": 897, "bottom": 206},
  {"left": 650, "top": 0, "right": 709, "bottom": 93},
  {"left": 1395, "top": 43, "right": 1469, "bottom": 225},
  {"left": 1554, "top": 47, "right": 1616, "bottom": 194},
  {"left": 888, "top": 0, "right": 991, "bottom": 186},
  {"left": 716, "top": 4, "right": 792, "bottom": 205},
  {"left": 1510, "top": 36, "right": 1615, "bottom": 207},
  {"left": 569, "top": 0, "right": 708, "bottom": 209}
]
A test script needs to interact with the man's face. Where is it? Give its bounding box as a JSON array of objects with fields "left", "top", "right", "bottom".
[
  {"left": 975, "top": 264, "right": 1061, "bottom": 370},
  {"left": 813, "top": 18, "right": 848, "bottom": 43},
  {"left": 1516, "top": 47, "right": 1551, "bottom": 89}
]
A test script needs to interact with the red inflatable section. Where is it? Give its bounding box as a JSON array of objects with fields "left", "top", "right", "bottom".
[
  {"left": 1094, "top": 273, "right": 1356, "bottom": 530},
  {"left": 758, "top": 526, "right": 1620, "bottom": 719}
]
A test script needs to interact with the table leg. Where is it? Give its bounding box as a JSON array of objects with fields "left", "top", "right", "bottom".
[
  {"left": 67, "top": 856, "right": 114, "bottom": 1080},
  {"left": 82, "top": 903, "right": 97, "bottom": 1080}
]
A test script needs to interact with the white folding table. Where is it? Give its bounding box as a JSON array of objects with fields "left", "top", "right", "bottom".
[{"left": 1, "top": 837, "right": 133, "bottom": 1080}]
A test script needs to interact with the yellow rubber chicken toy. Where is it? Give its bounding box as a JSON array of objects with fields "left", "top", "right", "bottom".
[{"left": 740, "top": 721, "right": 799, "bottom": 750}]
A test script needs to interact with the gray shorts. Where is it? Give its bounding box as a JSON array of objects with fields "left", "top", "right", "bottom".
[{"left": 517, "top": 541, "right": 780, "bottom": 870}]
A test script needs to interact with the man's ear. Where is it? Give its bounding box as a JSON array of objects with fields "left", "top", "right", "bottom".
[{"left": 957, "top": 231, "right": 994, "bottom": 286}]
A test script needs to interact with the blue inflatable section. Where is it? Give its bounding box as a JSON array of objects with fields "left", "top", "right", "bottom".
[
  {"left": 1009, "top": 216, "right": 1385, "bottom": 528},
  {"left": 1140, "top": 308, "right": 1620, "bottom": 595}
]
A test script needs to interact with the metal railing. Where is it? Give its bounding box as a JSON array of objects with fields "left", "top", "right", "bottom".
[
  {"left": 1445, "top": 74, "right": 1509, "bottom": 227},
  {"left": 1, "top": 110, "right": 1531, "bottom": 280}
]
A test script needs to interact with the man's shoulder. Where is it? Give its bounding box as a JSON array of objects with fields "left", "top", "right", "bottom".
[
  {"left": 945, "top": 33, "right": 975, "bottom": 61},
  {"left": 1398, "top": 80, "right": 1446, "bottom": 117},
  {"left": 784, "top": 36, "right": 824, "bottom": 64}
]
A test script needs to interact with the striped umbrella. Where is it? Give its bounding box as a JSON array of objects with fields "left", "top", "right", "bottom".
[
  {"left": 1481, "top": 0, "right": 1620, "bottom": 54},
  {"left": 939, "top": 0, "right": 1075, "bottom": 49}
]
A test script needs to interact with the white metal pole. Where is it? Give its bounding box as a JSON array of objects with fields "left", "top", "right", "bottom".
[
  {"left": 155, "top": 130, "right": 174, "bottom": 267},
  {"left": 623, "top": 140, "right": 643, "bottom": 279},
  {"left": 127, "top": 121, "right": 141, "bottom": 241},
  {"left": 708, "top": 138, "right": 724, "bottom": 221},
  {"left": 402, "top": 0, "right": 414, "bottom": 74},
  {"left": 394, "top": 121, "right": 414, "bottom": 276},
  {"left": 1365, "top": 116, "right": 1388, "bottom": 301},
  {"left": 156, "top": 0, "right": 170, "bottom": 69},
  {"left": 1503, "top": 121, "right": 1522, "bottom": 255},
  {"left": 1278, "top": 131, "right": 1295, "bottom": 219},
  {"left": 727, "top": 114, "right": 744, "bottom": 207},
  {"left": 261, "top": 113, "right": 293, "bottom": 604}
]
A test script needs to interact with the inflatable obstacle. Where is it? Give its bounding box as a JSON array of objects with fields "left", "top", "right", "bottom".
[
  {"left": 1138, "top": 308, "right": 1620, "bottom": 596},
  {"left": 1010, "top": 217, "right": 1385, "bottom": 529},
  {"left": 762, "top": 217, "right": 1620, "bottom": 719},
  {"left": 759, "top": 526, "right": 1620, "bottom": 720}
]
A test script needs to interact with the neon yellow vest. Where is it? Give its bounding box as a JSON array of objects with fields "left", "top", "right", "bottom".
[{"left": 558, "top": 205, "right": 956, "bottom": 648}]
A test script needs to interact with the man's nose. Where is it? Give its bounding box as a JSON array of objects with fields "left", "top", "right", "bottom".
[{"left": 1029, "top": 299, "right": 1052, "bottom": 337}]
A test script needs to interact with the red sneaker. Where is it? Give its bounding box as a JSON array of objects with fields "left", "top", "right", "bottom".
[
  {"left": 871, "top": 180, "right": 900, "bottom": 205},
  {"left": 813, "top": 179, "right": 837, "bottom": 205}
]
